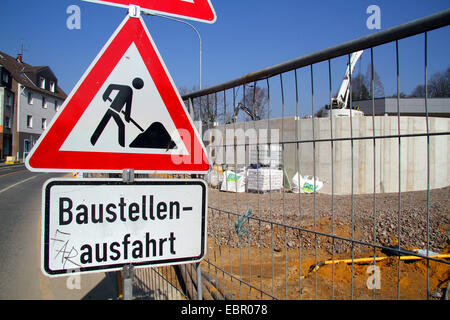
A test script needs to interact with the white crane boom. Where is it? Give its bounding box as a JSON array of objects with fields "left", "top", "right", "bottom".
[
  {"left": 322, "top": 50, "right": 364, "bottom": 118},
  {"left": 335, "top": 50, "right": 363, "bottom": 108}
]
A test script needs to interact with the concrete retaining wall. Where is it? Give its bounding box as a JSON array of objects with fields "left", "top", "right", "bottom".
[{"left": 206, "top": 116, "right": 450, "bottom": 195}]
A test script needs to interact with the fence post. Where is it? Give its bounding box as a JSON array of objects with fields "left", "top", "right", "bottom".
[
  {"left": 122, "top": 264, "right": 134, "bottom": 300},
  {"left": 196, "top": 263, "right": 203, "bottom": 300},
  {"left": 122, "top": 169, "right": 135, "bottom": 300}
]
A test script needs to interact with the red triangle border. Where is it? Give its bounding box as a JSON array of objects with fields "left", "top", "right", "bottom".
[{"left": 26, "top": 15, "right": 210, "bottom": 174}]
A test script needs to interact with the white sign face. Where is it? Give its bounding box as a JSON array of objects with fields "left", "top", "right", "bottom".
[
  {"left": 41, "top": 179, "right": 207, "bottom": 277},
  {"left": 59, "top": 43, "right": 188, "bottom": 156}
]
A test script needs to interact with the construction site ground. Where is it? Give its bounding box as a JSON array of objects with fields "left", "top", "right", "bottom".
[
  {"left": 203, "top": 238, "right": 449, "bottom": 300},
  {"left": 203, "top": 186, "right": 450, "bottom": 300}
]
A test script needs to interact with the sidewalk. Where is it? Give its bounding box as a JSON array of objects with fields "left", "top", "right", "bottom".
[{"left": 0, "top": 160, "right": 25, "bottom": 167}]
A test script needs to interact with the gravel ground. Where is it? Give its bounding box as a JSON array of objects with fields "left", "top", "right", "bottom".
[{"left": 207, "top": 186, "right": 450, "bottom": 254}]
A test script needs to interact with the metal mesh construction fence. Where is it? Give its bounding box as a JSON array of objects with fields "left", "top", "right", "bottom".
[{"left": 132, "top": 9, "right": 450, "bottom": 300}]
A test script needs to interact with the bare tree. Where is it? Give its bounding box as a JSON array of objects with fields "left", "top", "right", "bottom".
[
  {"left": 238, "top": 85, "right": 268, "bottom": 120},
  {"left": 410, "top": 85, "right": 426, "bottom": 98},
  {"left": 351, "top": 73, "right": 371, "bottom": 100},
  {"left": 365, "top": 64, "right": 385, "bottom": 98},
  {"left": 179, "top": 86, "right": 222, "bottom": 124},
  {"left": 429, "top": 66, "right": 450, "bottom": 97},
  {"left": 409, "top": 67, "right": 450, "bottom": 98},
  {"left": 197, "top": 94, "right": 219, "bottom": 124}
]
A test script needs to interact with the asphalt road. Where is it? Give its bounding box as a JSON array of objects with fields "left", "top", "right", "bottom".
[{"left": 0, "top": 165, "right": 117, "bottom": 300}]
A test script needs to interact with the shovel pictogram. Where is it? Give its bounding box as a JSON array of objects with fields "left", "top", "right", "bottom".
[{"left": 90, "top": 77, "right": 176, "bottom": 150}]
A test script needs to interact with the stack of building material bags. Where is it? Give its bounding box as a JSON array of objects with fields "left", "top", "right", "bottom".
[
  {"left": 247, "top": 168, "right": 283, "bottom": 193},
  {"left": 291, "top": 172, "right": 324, "bottom": 193},
  {"left": 220, "top": 170, "right": 246, "bottom": 192},
  {"left": 249, "top": 144, "right": 282, "bottom": 167},
  {"left": 203, "top": 166, "right": 223, "bottom": 188}
]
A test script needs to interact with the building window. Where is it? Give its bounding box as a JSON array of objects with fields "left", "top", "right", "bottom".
[
  {"left": 42, "top": 118, "right": 47, "bottom": 130},
  {"left": 54, "top": 100, "right": 59, "bottom": 112},
  {"left": 2, "top": 72, "right": 9, "bottom": 83},
  {"left": 27, "top": 115, "right": 33, "bottom": 128},
  {"left": 42, "top": 96, "right": 47, "bottom": 108},
  {"left": 39, "top": 77, "right": 46, "bottom": 89},
  {"left": 28, "top": 92, "right": 33, "bottom": 105},
  {"left": 50, "top": 81, "right": 55, "bottom": 93},
  {"left": 24, "top": 139, "right": 31, "bottom": 153},
  {"left": 4, "top": 117, "right": 10, "bottom": 129},
  {"left": 6, "top": 93, "right": 13, "bottom": 107}
]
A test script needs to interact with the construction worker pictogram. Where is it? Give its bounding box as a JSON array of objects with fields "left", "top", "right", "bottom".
[{"left": 91, "top": 77, "right": 144, "bottom": 147}]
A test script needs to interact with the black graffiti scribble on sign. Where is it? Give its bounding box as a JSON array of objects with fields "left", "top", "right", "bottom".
[{"left": 50, "top": 229, "right": 81, "bottom": 269}]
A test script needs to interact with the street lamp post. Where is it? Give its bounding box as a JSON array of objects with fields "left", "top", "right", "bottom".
[
  {"left": 143, "top": 12, "right": 204, "bottom": 300},
  {"left": 145, "top": 12, "right": 203, "bottom": 90}
]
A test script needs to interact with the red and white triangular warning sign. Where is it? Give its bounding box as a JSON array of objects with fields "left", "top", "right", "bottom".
[
  {"left": 82, "top": 0, "right": 217, "bottom": 24},
  {"left": 26, "top": 14, "right": 210, "bottom": 174}
]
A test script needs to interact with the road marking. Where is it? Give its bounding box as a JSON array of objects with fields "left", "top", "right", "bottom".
[
  {"left": 0, "top": 164, "right": 25, "bottom": 170},
  {"left": 0, "top": 169, "right": 27, "bottom": 178},
  {"left": 0, "top": 166, "right": 21, "bottom": 172},
  {"left": 0, "top": 175, "right": 37, "bottom": 195}
]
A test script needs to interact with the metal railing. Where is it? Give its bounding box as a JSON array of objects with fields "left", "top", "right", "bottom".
[{"left": 134, "top": 9, "right": 450, "bottom": 300}]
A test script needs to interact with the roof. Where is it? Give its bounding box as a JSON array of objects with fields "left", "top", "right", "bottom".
[
  {"left": 354, "top": 97, "right": 450, "bottom": 117},
  {"left": 0, "top": 50, "right": 67, "bottom": 100}
]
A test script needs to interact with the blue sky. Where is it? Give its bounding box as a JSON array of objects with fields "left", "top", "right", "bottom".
[{"left": 0, "top": 0, "right": 449, "bottom": 118}]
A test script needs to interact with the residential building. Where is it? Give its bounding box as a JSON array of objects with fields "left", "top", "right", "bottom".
[{"left": 0, "top": 50, "right": 67, "bottom": 161}]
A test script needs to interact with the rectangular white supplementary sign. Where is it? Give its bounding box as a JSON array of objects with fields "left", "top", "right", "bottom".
[{"left": 41, "top": 179, "right": 207, "bottom": 277}]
